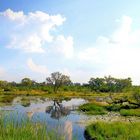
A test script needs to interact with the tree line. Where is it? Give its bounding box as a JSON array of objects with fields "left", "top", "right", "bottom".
[{"left": 0, "top": 72, "right": 134, "bottom": 93}]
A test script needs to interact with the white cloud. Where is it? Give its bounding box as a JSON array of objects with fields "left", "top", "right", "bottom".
[
  {"left": 0, "top": 9, "right": 66, "bottom": 53},
  {"left": 27, "top": 58, "right": 48, "bottom": 74},
  {"left": 0, "top": 67, "right": 6, "bottom": 76},
  {"left": 52, "top": 35, "right": 74, "bottom": 58},
  {"left": 77, "top": 15, "right": 140, "bottom": 84},
  {"left": 0, "top": 9, "right": 25, "bottom": 22}
]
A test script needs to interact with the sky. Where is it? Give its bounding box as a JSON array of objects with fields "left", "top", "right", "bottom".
[{"left": 0, "top": 0, "right": 140, "bottom": 84}]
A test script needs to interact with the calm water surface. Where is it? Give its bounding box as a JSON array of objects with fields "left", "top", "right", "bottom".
[{"left": 0, "top": 96, "right": 88, "bottom": 140}]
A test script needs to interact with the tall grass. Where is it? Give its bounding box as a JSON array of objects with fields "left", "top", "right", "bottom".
[
  {"left": 85, "top": 121, "right": 140, "bottom": 140},
  {"left": 0, "top": 114, "right": 65, "bottom": 140}
]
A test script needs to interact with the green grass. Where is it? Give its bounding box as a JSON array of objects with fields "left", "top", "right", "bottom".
[
  {"left": 79, "top": 103, "right": 107, "bottom": 115},
  {"left": 85, "top": 121, "right": 140, "bottom": 140},
  {"left": 120, "top": 109, "right": 140, "bottom": 117},
  {"left": 0, "top": 115, "right": 66, "bottom": 140}
]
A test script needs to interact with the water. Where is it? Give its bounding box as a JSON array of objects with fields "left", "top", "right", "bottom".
[{"left": 0, "top": 96, "right": 88, "bottom": 140}]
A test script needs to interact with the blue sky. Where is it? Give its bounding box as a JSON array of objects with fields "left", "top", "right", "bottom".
[{"left": 0, "top": 0, "right": 140, "bottom": 84}]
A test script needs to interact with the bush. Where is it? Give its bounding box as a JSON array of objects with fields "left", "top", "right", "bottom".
[{"left": 106, "top": 104, "right": 121, "bottom": 111}]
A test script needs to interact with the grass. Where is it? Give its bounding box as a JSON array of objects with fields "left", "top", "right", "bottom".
[
  {"left": 0, "top": 90, "right": 132, "bottom": 98},
  {"left": 78, "top": 103, "right": 107, "bottom": 115},
  {"left": 85, "top": 121, "right": 140, "bottom": 140},
  {"left": 120, "top": 109, "right": 140, "bottom": 117},
  {"left": 0, "top": 114, "right": 66, "bottom": 140}
]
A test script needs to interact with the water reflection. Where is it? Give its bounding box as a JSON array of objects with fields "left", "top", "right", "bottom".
[
  {"left": 64, "top": 121, "right": 72, "bottom": 140},
  {"left": 0, "top": 96, "right": 87, "bottom": 140},
  {"left": 46, "top": 100, "right": 70, "bottom": 119}
]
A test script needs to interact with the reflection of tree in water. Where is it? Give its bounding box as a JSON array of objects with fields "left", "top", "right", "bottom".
[
  {"left": 46, "top": 100, "right": 70, "bottom": 119},
  {"left": 21, "top": 102, "right": 31, "bottom": 107}
]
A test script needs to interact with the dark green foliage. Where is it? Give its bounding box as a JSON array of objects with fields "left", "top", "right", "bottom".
[
  {"left": 106, "top": 104, "right": 137, "bottom": 112},
  {"left": 89, "top": 76, "right": 132, "bottom": 93},
  {"left": 106, "top": 104, "right": 122, "bottom": 111}
]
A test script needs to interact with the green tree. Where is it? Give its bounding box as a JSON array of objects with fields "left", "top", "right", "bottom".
[
  {"left": 89, "top": 76, "right": 132, "bottom": 92},
  {"left": 46, "top": 72, "right": 71, "bottom": 93},
  {"left": 0, "top": 80, "right": 8, "bottom": 91},
  {"left": 89, "top": 77, "right": 105, "bottom": 92},
  {"left": 21, "top": 78, "right": 33, "bottom": 86}
]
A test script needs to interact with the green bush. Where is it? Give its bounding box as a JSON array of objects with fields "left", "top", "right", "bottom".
[
  {"left": 106, "top": 104, "right": 121, "bottom": 111},
  {"left": 106, "top": 104, "right": 137, "bottom": 112}
]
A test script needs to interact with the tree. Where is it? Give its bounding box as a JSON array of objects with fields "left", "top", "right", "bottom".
[
  {"left": 88, "top": 77, "right": 105, "bottom": 92},
  {"left": 21, "top": 78, "right": 33, "bottom": 86},
  {"left": 0, "top": 80, "right": 8, "bottom": 91},
  {"left": 88, "top": 76, "right": 132, "bottom": 92},
  {"left": 46, "top": 72, "right": 71, "bottom": 93},
  {"left": 0, "top": 80, "right": 8, "bottom": 88}
]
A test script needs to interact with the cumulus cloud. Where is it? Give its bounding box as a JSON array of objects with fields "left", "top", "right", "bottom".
[
  {"left": 27, "top": 58, "right": 48, "bottom": 74},
  {"left": 77, "top": 15, "right": 140, "bottom": 84},
  {"left": 51, "top": 35, "right": 74, "bottom": 58},
  {"left": 0, "top": 9, "right": 66, "bottom": 53}
]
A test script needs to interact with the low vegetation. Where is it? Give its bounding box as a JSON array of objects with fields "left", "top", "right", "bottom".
[
  {"left": 85, "top": 122, "right": 140, "bottom": 140},
  {"left": 79, "top": 103, "right": 107, "bottom": 115},
  {"left": 0, "top": 114, "right": 65, "bottom": 140},
  {"left": 0, "top": 72, "right": 140, "bottom": 139},
  {"left": 0, "top": 72, "right": 134, "bottom": 95},
  {"left": 120, "top": 109, "right": 140, "bottom": 117}
]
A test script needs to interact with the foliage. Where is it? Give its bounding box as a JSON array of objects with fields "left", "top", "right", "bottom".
[
  {"left": 89, "top": 76, "right": 132, "bottom": 92},
  {"left": 79, "top": 103, "right": 107, "bottom": 115},
  {"left": 21, "top": 78, "right": 33, "bottom": 86},
  {"left": 85, "top": 122, "right": 140, "bottom": 140},
  {"left": 132, "top": 89, "right": 140, "bottom": 105},
  {"left": 120, "top": 109, "right": 140, "bottom": 117},
  {"left": 106, "top": 104, "right": 122, "bottom": 111},
  {"left": 0, "top": 73, "right": 138, "bottom": 95},
  {"left": 46, "top": 72, "right": 71, "bottom": 93}
]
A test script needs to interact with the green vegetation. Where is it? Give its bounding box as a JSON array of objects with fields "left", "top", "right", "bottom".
[
  {"left": 85, "top": 122, "right": 140, "bottom": 140},
  {"left": 1, "top": 71, "right": 140, "bottom": 118},
  {"left": 0, "top": 115, "right": 65, "bottom": 140},
  {"left": 79, "top": 103, "right": 107, "bottom": 115},
  {"left": 46, "top": 72, "right": 71, "bottom": 93},
  {"left": 0, "top": 72, "right": 140, "bottom": 140},
  {"left": 89, "top": 76, "right": 132, "bottom": 92},
  {"left": 120, "top": 109, "right": 140, "bottom": 117},
  {"left": 0, "top": 72, "right": 135, "bottom": 95}
]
